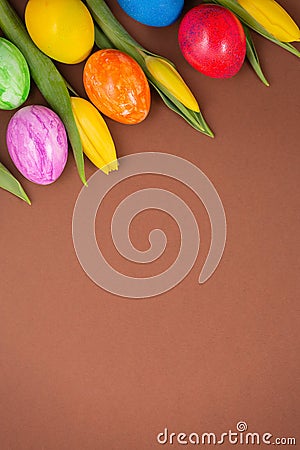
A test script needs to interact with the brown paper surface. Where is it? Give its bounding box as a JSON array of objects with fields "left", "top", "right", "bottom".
[{"left": 0, "top": 1, "right": 299, "bottom": 448}]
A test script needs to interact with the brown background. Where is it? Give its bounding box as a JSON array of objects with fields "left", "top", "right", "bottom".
[{"left": 0, "top": 1, "right": 299, "bottom": 449}]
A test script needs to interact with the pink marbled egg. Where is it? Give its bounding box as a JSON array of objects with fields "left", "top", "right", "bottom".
[{"left": 6, "top": 105, "right": 68, "bottom": 185}]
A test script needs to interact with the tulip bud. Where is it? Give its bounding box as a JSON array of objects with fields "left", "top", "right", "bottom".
[
  {"left": 238, "top": 0, "right": 300, "bottom": 42},
  {"left": 71, "top": 97, "right": 118, "bottom": 174},
  {"left": 145, "top": 56, "right": 200, "bottom": 112}
]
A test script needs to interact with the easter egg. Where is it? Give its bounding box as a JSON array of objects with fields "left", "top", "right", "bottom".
[
  {"left": 25, "top": 0, "right": 94, "bottom": 64},
  {"left": 117, "top": 0, "right": 184, "bottom": 27},
  {"left": 6, "top": 105, "right": 68, "bottom": 185},
  {"left": 83, "top": 49, "right": 151, "bottom": 125},
  {"left": 178, "top": 5, "right": 246, "bottom": 79},
  {"left": 0, "top": 38, "right": 30, "bottom": 110}
]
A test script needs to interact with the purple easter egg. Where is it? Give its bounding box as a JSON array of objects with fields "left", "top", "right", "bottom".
[{"left": 6, "top": 105, "right": 68, "bottom": 185}]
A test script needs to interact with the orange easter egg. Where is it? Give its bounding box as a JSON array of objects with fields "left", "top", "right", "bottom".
[{"left": 83, "top": 49, "right": 151, "bottom": 124}]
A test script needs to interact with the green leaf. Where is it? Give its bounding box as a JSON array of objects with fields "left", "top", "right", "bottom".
[
  {"left": 204, "top": 0, "right": 300, "bottom": 58},
  {"left": 94, "top": 23, "right": 176, "bottom": 68},
  {"left": 0, "top": 0, "right": 86, "bottom": 184},
  {"left": 63, "top": 77, "right": 81, "bottom": 97},
  {"left": 244, "top": 25, "right": 269, "bottom": 86},
  {"left": 150, "top": 81, "right": 214, "bottom": 137},
  {"left": 87, "top": 0, "right": 141, "bottom": 49},
  {"left": 95, "top": 23, "right": 114, "bottom": 49},
  {"left": 0, "top": 162, "right": 31, "bottom": 204}
]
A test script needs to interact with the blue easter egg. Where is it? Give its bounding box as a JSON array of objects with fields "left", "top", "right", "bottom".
[{"left": 117, "top": 0, "right": 184, "bottom": 27}]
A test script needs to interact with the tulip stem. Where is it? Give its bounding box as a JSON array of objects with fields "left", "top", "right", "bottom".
[{"left": 63, "top": 78, "right": 80, "bottom": 97}]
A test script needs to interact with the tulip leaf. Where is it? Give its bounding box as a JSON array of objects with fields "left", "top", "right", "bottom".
[
  {"left": 150, "top": 81, "right": 214, "bottom": 137},
  {"left": 244, "top": 25, "right": 270, "bottom": 86},
  {"left": 95, "top": 24, "right": 114, "bottom": 49},
  {"left": 63, "top": 78, "right": 80, "bottom": 97},
  {"left": 94, "top": 23, "right": 176, "bottom": 68},
  {"left": 87, "top": 0, "right": 140, "bottom": 48},
  {"left": 0, "top": 162, "right": 31, "bottom": 204},
  {"left": 204, "top": 0, "right": 300, "bottom": 58}
]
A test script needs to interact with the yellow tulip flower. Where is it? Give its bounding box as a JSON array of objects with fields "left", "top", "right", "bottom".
[
  {"left": 71, "top": 97, "right": 118, "bottom": 174},
  {"left": 238, "top": 0, "right": 300, "bottom": 42},
  {"left": 145, "top": 56, "right": 200, "bottom": 113}
]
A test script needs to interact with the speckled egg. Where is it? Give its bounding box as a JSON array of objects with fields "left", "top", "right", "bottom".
[
  {"left": 0, "top": 38, "right": 30, "bottom": 110},
  {"left": 178, "top": 5, "right": 246, "bottom": 79},
  {"left": 6, "top": 105, "right": 68, "bottom": 185},
  {"left": 117, "top": 0, "right": 184, "bottom": 27}
]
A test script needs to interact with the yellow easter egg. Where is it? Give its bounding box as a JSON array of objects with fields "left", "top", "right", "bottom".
[{"left": 25, "top": 0, "right": 94, "bottom": 64}]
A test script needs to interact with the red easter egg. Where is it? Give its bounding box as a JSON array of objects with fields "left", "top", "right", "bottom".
[{"left": 178, "top": 4, "right": 246, "bottom": 79}]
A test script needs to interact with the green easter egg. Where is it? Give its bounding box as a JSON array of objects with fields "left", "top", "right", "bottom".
[{"left": 0, "top": 38, "right": 30, "bottom": 110}]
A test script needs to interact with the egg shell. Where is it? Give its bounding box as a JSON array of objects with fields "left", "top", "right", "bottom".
[
  {"left": 83, "top": 49, "right": 151, "bottom": 125},
  {"left": 117, "top": 0, "right": 184, "bottom": 27},
  {"left": 25, "top": 0, "right": 94, "bottom": 64},
  {"left": 178, "top": 5, "right": 246, "bottom": 79},
  {"left": 0, "top": 38, "right": 30, "bottom": 110},
  {"left": 6, "top": 105, "right": 68, "bottom": 185}
]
